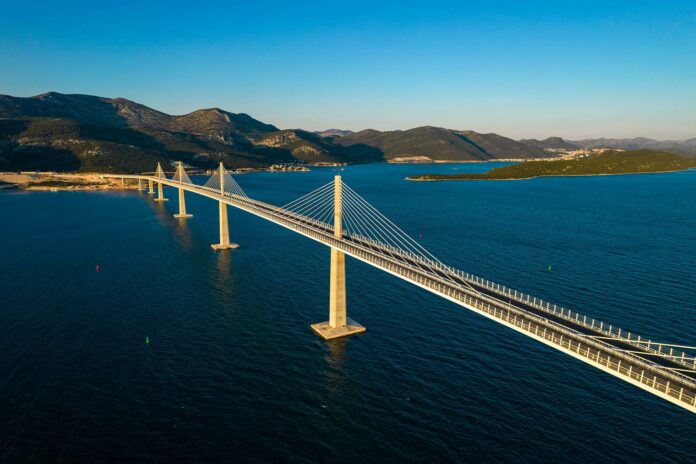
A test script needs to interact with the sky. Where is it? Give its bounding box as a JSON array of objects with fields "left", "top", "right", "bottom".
[{"left": 1, "top": 0, "right": 695, "bottom": 139}]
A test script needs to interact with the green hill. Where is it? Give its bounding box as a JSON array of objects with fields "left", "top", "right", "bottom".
[
  {"left": 338, "top": 126, "right": 546, "bottom": 161},
  {"left": 519, "top": 137, "right": 579, "bottom": 150},
  {"left": 0, "top": 92, "right": 382, "bottom": 172},
  {"left": 408, "top": 150, "right": 696, "bottom": 181},
  {"left": 5, "top": 92, "right": 691, "bottom": 174}
]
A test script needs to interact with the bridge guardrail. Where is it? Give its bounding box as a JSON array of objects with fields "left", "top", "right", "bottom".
[{"left": 445, "top": 270, "right": 696, "bottom": 370}]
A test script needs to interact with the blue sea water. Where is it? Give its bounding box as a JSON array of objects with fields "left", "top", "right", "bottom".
[{"left": 0, "top": 163, "right": 694, "bottom": 463}]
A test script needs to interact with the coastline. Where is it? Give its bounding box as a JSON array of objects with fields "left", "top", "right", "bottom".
[
  {"left": 0, "top": 163, "right": 326, "bottom": 192},
  {"left": 0, "top": 173, "right": 129, "bottom": 192},
  {"left": 406, "top": 167, "right": 696, "bottom": 181}
]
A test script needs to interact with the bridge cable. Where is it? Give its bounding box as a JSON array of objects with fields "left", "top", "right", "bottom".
[{"left": 202, "top": 165, "right": 249, "bottom": 200}]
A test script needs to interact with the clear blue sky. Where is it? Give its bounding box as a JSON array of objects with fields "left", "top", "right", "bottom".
[{"left": 1, "top": 0, "right": 694, "bottom": 139}]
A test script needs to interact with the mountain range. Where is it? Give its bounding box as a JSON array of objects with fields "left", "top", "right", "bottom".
[
  {"left": 570, "top": 137, "right": 696, "bottom": 156},
  {"left": 1, "top": 92, "right": 694, "bottom": 172}
]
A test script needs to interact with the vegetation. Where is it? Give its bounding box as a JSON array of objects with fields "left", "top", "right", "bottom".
[
  {"left": 337, "top": 126, "right": 547, "bottom": 161},
  {"left": 0, "top": 92, "right": 381, "bottom": 173},
  {"left": 26, "top": 180, "right": 103, "bottom": 188},
  {"left": 408, "top": 150, "right": 696, "bottom": 181},
  {"left": 2, "top": 93, "right": 694, "bottom": 173}
]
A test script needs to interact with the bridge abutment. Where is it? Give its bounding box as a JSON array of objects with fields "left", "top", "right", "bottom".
[{"left": 312, "top": 175, "right": 366, "bottom": 340}]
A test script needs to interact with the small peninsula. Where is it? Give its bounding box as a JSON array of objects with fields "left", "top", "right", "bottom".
[{"left": 407, "top": 150, "right": 696, "bottom": 181}]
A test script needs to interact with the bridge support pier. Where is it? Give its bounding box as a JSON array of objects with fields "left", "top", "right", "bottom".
[
  {"left": 137, "top": 179, "right": 144, "bottom": 191},
  {"left": 211, "top": 162, "right": 239, "bottom": 250},
  {"left": 154, "top": 181, "right": 168, "bottom": 202},
  {"left": 148, "top": 179, "right": 154, "bottom": 194},
  {"left": 312, "top": 175, "right": 365, "bottom": 340},
  {"left": 174, "top": 188, "right": 192, "bottom": 218},
  {"left": 211, "top": 201, "right": 238, "bottom": 250}
]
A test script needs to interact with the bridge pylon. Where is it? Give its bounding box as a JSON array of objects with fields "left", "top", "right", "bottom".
[
  {"left": 211, "top": 162, "right": 239, "bottom": 250},
  {"left": 173, "top": 162, "right": 193, "bottom": 218},
  {"left": 148, "top": 179, "right": 154, "bottom": 194},
  {"left": 154, "top": 162, "right": 169, "bottom": 202},
  {"left": 311, "top": 175, "right": 366, "bottom": 340}
]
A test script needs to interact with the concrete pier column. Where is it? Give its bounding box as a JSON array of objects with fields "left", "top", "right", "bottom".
[
  {"left": 137, "top": 178, "right": 143, "bottom": 191},
  {"left": 311, "top": 175, "right": 366, "bottom": 340},
  {"left": 173, "top": 163, "right": 192, "bottom": 218},
  {"left": 154, "top": 181, "right": 168, "bottom": 202},
  {"left": 148, "top": 179, "right": 154, "bottom": 194},
  {"left": 121, "top": 178, "right": 125, "bottom": 189},
  {"left": 174, "top": 188, "right": 192, "bottom": 218},
  {"left": 329, "top": 248, "right": 347, "bottom": 327},
  {"left": 211, "top": 162, "right": 238, "bottom": 250}
]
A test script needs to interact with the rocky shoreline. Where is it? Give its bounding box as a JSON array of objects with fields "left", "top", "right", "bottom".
[{"left": 0, "top": 173, "right": 125, "bottom": 191}]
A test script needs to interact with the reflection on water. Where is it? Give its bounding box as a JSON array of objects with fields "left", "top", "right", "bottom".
[
  {"left": 325, "top": 338, "right": 348, "bottom": 369},
  {"left": 173, "top": 217, "right": 194, "bottom": 252},
  {"left": 323, "top": 338, "right": 349, "bottom": 393},
  {"left": 214, "top": 249, "right": 234, "bottom": 299}
]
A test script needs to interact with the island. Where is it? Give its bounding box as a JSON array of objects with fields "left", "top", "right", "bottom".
[{"left": 407, "top": 150, "right": 696, "bottom": 181}]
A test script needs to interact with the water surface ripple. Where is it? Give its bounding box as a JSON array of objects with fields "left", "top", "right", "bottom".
[{"left": 1, "top": 163, "right": 694, "bottom": 463}]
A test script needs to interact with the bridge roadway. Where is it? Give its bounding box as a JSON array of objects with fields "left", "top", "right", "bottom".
[{"left": 108, "top": 174, "right": 696, "bottom": 413}]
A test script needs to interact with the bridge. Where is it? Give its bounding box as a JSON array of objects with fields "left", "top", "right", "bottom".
[{"left": 104, "top": 162, "right": 696, "bottom": 414}]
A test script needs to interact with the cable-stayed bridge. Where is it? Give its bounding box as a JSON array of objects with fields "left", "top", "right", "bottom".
[{"left": 104, "top": 163, "right": 696, "bottom": 414}]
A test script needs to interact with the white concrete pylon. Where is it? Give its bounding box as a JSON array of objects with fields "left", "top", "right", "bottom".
[
  {"left": 211, "top": 162, "right": 239, "bottom": 250},
  {"left": 174, "top": 162, "right": 192, "bottom": 218},
  {"left": 154, "top": 162, "right": 169, "bottom": 202},
  {"left": 311, "top": 175, "right": 366, "bottom": 340}
]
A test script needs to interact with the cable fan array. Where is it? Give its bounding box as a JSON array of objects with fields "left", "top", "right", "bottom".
[
  {"left": 171, "top": 164, "right": 193, "bottom": 185},
  {"left": 340, "top": 183, "right": 462, "bottom": 283},
  {"left": 201, "top": 164, "right": 249, "bottom": 200},
  {"left": 277, "top": 178, "right": 462, "bottom": 284},
  {"left": 154, "top": 163, "right": 167, "bottom": 179},
  {"left": 278, "top": 180, "right": 336, "bottom": 228}
]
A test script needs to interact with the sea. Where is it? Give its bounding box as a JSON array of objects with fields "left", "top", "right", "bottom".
[{"left": 1, "top": 163, "right": 694, "bottom": 463}]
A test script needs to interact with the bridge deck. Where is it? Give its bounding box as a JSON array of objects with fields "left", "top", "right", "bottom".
[{"left": 105, "top": 174, "right": 696, "bottom": 413}]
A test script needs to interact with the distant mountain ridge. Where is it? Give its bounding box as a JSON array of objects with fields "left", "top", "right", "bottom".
[
  {"left": 315, "top": 129, "right": 354, "bottom": 138},
  {"left": 569, "top": 137, "right": 696, "bottom": 155},
  {"left": 1, "top": 92, "right": 693, "bottom": 172},
  {"left": 520, "top": 137, "right": 579, "bottom": 150},
  {"left": 0, "top": 92, "right": 381, "bottom": 172},
  {"left": 338, "top": 126, "right": 547, "bottom": 161},
  {"left": 0, "top": 92, "right": 278, "bottom": 139}
]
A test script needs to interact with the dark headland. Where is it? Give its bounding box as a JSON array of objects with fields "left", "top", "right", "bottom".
[{"left": 407, "top": 150, "right": 696, "bottom": 181}]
